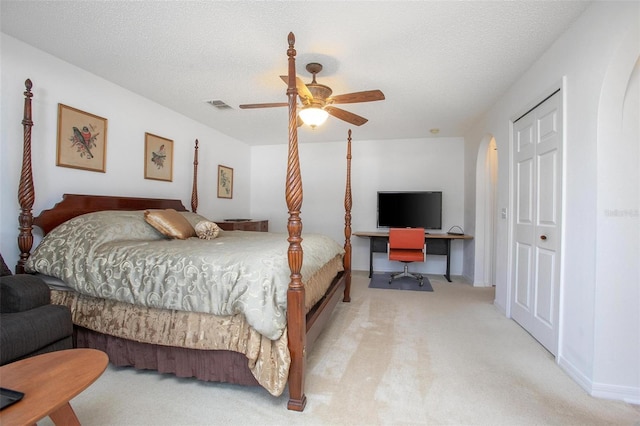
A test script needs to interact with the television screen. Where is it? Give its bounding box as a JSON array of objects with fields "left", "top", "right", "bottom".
[{"left": 377, "top": 191, "right": 442, "bottom": 229}]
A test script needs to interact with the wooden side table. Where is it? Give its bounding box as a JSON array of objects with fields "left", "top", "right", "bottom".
[
  {"left": 215, "top": 219, "right": 268, "bottom": 232},
  {"left": 0, "top": 348, "right": 108, "bottom": 425}
]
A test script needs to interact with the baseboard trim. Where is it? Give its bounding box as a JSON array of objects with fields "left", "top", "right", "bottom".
[
  {"left": 591, "top": 382, "right": 640, "bottom": 405},
  {"left": 559, "top": 355, "right": 640, "bottom": 404},
  {"left": 558, "top": 354, "right": 592, "bottom": 392},
  {"left": 493, "top": 300, "right": 507, "bottom": 316}
]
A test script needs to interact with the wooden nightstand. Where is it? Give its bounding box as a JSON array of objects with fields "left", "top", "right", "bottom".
[{"left": 215, "top": 219, "right": 268, "bottom": 232}]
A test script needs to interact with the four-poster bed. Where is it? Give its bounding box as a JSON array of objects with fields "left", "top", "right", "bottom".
[{"left": 15, "top": 32, "right": 352, "bottom": 411}]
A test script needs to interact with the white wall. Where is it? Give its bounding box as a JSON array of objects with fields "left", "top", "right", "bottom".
[
  {"left": 250, "top": 137, "right": 467, "bottom": 277},
  {"left": 0, "top": 34, "right": 252, "bottom": 270},
  {"left": 464, "top": 2, "right": 639, "bottom": 403},
  {"left": 593, "top": 22, "right": 639, "bottom": 399}
]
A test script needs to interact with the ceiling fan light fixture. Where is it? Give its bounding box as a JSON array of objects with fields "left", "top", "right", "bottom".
[{"left": 298, "top": 105, "right": 329, "bottom": 129}]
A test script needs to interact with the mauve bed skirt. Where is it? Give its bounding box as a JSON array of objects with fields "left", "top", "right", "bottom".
[{"left": 75, "top": 327, "right": 260, "bottom": 386}]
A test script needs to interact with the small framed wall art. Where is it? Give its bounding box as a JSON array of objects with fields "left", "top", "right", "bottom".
[
  {"left": 217, "top": 165, "right": 233, "bottom": 199},
  {"left": 144, "top": 133, "right": 174, "bottom": 182},
  {"left": 56, "top": 104, "right": 108, "bottom": 172}
]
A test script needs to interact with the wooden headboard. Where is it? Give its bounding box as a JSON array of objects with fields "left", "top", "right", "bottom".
[{"left": 33, "top": 194, "right": 188, "bottom": 235}]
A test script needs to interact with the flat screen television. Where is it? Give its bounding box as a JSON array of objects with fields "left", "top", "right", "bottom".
[{"left": 377, "top": 191, "right": 442, "bottom": 230}]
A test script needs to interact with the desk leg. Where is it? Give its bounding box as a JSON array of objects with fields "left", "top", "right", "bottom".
[
  {"left": 445, "top": 239, "right": 452, "bottom": 282},
  {"left": 368, "top": 238, "right": 374, "bottom": 278}
]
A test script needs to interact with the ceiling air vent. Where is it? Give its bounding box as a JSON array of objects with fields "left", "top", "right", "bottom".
[{"left": 205, "top": 100, "right": 233, "bottom": 110}]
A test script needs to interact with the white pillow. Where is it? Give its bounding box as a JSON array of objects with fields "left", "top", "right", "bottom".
[{"left": 195, "top": 221, "right": 220, "bottom": 240}]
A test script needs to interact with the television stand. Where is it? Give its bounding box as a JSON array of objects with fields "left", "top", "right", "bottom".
[{"left": 354, "top": 231, "right": 472, "bottom": 282}]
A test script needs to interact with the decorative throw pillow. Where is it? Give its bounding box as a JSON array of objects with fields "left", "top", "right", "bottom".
[
  {"left": 195, "top": 221, "right": 220, "bottom": 240},
  {"left": 144, "top": 209, "right": 196, "bottom": 239},
  {"left": 180, "top": 211, "right": 213, "bottom": 228}
]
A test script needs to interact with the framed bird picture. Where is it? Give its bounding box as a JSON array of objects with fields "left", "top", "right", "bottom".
[
  {"left": 217, "top": 164, "right": 233, "bottom": 199},
  {"left": 56, "top": 104, "right": 108, "bottom": 172},
  {"left": 144, "top": 132, "right": 173, "bottom": 181}
]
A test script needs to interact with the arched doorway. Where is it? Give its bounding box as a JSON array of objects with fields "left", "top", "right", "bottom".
[{"left": 474, "top": 135, "right": 498, "bottom": 287}]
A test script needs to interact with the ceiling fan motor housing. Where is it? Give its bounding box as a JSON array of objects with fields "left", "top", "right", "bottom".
[{"left": 306, "top": 84, "right": 332, "bottom": 106}]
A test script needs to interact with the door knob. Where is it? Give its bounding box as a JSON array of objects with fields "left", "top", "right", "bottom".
[{"left": 540, "top": 235, "right": 547, "bottom": 241}]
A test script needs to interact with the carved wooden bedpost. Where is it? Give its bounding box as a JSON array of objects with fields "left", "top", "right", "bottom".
[
  {"left": 191, "top": 139, "right": 199, "bottom": 213},
  {"left": 285, "top": 32, "right": 307, "bottom": 412},
  {"left": 343, "top": 129, "right": 352, "bottom": 302},
  {"left": 17, "top": 79, "right": 35, "bottom": 273}
]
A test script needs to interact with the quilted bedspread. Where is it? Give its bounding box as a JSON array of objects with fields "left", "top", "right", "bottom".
[{"left": 25, "top": 210, "right": 344, "bottom": 340}]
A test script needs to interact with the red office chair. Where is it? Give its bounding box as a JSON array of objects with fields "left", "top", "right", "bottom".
[{"left": 388, "top": 228, "right": 426, "bottom": 286}]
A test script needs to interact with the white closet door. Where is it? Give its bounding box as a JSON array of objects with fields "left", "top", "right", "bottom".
[{"left": 511, "top": 90, "right": 562, "bottom": 355}]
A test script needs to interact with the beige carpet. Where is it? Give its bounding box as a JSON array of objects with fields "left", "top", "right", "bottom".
[{"left": 41, "top": 271, "right": 639, "bottom": 425}]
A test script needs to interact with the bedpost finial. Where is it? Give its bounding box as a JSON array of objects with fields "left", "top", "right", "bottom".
[
  {"left": 24, "top": 79, "right": 33, "bottom": 98},
  {"left": 287, "top": 32, "right": 296, "bottom": 58}
]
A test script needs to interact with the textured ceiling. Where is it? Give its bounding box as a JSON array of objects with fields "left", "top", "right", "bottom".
[{"left": 1, "top": 1, "right": 590, "bottom": 145}]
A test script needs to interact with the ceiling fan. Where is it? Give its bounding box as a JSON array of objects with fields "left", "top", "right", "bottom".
[{"left": 239, "top": 62, "right": 385, "bottom": 127}]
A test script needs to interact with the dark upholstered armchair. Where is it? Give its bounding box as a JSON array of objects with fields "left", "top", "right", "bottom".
[{"left": 0, "top": 254, "right": 73, "bottom": 365}]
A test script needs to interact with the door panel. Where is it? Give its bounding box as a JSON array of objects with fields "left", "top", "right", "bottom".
[
  {"left": 538, "top": 107, "right": 558, "bottom": 140},
  {"left": 535, "top": 247, "right": 555, "bottom": 327},
  {"left": 537, "top": 150, "right": 558, "bottom": 225},
  {"left": 517, "top": 159, "right": 534, "bottom": 224},
  {"left": 515, "top": 242, "right": 532, "bottom": 309}
]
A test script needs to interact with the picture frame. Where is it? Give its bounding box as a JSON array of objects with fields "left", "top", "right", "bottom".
[
  {"left": 56, "top": 104, "right": 108, "bottom": 172},
  {"left": 144, "top": 133, "right": 174, "bottom": 181},
  {"left": 217, "top": 165, "right": 233, "bottom": 199}
]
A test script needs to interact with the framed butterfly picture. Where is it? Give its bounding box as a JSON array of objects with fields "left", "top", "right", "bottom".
[{"left": 144, "top": 132, "right": 173, "bottom": 181}]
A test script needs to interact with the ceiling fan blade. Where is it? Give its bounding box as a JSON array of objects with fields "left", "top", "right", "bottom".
[
  {"left": 280, "top": 75, "right": 314, "bottom": 101},
  {"left": 330, "top": 90, "right": 385, "bottom": 104},
  {"left": 239, "top": 102, "right": 288, "bottom": 109},
  {"left": 324, "top": 106, "right": 368, "bottom": 126}
]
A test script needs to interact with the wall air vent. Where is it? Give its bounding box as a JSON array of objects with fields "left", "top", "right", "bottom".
[{"left": 205, "top": 100, "right": 233, "bottom": 110}]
